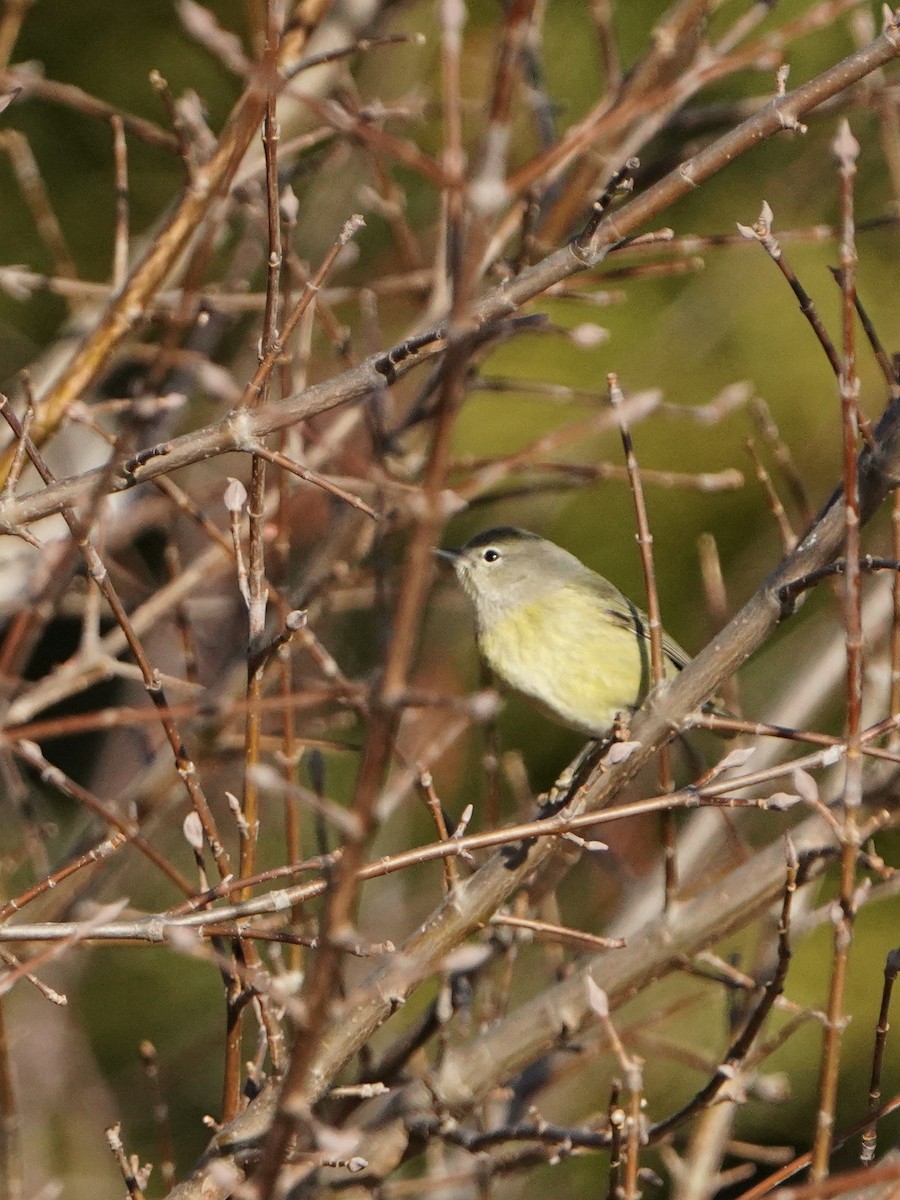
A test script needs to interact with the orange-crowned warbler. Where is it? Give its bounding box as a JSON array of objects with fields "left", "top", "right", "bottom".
[{"left": 436, "top": 526, "right": 708, "bottom": 738}]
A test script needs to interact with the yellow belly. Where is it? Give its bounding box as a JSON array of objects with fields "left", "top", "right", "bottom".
[{"left": 479, "top": 587, "right": 676, "bottom": 736}]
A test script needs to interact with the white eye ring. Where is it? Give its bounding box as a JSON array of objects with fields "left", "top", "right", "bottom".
[{"left": 482, "top": 548, "right": 500, "bottom": 563}]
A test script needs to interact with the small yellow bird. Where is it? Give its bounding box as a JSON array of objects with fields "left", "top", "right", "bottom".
[{"left": 436, "top": 526, "right": 695, "bottom": 738}]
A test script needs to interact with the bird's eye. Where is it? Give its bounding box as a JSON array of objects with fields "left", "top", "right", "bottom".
[{"left": 482, "top": 548, "right": 500, "bottom": 563}]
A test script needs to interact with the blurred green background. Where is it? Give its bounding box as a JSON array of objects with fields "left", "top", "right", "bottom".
[{"left": 1, "top": 0, "right": 898, "bottom": 1195}]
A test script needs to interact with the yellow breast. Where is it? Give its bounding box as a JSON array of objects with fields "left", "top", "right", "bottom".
[{"left": 478, "top": 586, "right": 675, "bottom": 736}]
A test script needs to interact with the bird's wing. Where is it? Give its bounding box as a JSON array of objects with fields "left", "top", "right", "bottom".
[
  {"left": 602, "top": 598, "right": 691, "bottom": 673},
  {"left": 601, "top": 587, "right": 734, "bottom": 729}
]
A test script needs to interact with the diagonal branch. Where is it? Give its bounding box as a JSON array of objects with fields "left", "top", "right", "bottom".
[
  {"left": 166, "top": 210, "right": 900, "bottom": 1200},
  {"left": 0, "top": 0, "right": 335, "bottom": 482}
]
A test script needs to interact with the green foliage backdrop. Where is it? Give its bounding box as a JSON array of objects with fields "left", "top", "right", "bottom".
[{"left": 0, "top": 2, "right": 898, "bottom": 1197}]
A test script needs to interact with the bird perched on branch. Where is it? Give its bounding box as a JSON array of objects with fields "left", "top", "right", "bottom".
[{"left": 436, "top": 526, "right": 717, "bottom": 739}]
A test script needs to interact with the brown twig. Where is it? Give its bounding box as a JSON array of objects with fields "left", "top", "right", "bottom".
[
  {"left": 810, "top": 119, "right": 863, "bottom": 1183},
  {"left": 0, "top": 0, "right": 337, "bottom": 478},
  {"left": 648, "top": 838, "right": 798, "bottom": 1143},
  {"left": 110, "top": 115, "right": 129, "bottom": 292},
  {"left": 139, "top": 1041, "right": 176, "bottom": 1190},
  {"left": 0, "top": 976, "right": 23, "bottom": 1200},
  {"left": 0, "top": 400, "right": 234, "bottom": 881},
  {"left": 3, "top": 19, "right": 900, "bottom": 536},
  {"left": 609, "top": 371, "right": 677, "bottom": 907},
  {"left": 859, "top": 948, "right": 900, "bottom": 1166},
  {"left": 105, "top": 1122, "right": 148, "bottom": 1200}
]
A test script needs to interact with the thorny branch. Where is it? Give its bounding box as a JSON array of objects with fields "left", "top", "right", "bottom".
[{"left": 1, "top": 5, "right": 900, "bottom": 1200}]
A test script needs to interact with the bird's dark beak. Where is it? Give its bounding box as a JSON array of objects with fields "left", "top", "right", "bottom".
[{"left": 433, "top": 546, "right": 462, "bottom": 565}]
